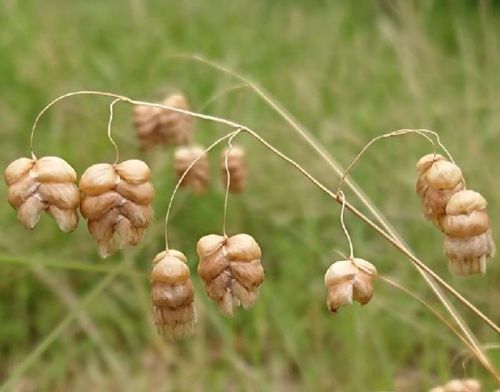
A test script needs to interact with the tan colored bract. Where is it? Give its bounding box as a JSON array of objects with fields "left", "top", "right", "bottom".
[
  {"left": 416, "top": 153, "right": 465, "bottom": 228},
  {"left": 324, "top": 258, "right": 377, "bottom": 312},
  {"left": 5, "top": 156, "right": 80, "bottom": 232},
  {"left": 79, "top": 159, "right": 154, "bottom": 258},
  {"left": 151, "top": 250, "right": 195, "bottom": 340},
  {"left": 443, "top": 190, "right": 495, "bottom": 275},
  {"left": 197, "top": 233, "right": 264, "bottom": 315},
  {"left": 430, "top": 378, "right": 481, "bottom": 392},
  {"left": 134, "top": 93, "right": 193, "bottom": 149}
]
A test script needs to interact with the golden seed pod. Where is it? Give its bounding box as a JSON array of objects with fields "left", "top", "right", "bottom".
[
  {"left": 79, "top": 160, "right": 154, "bottom": 258},
  {"left": 174, "top": 145, "right": 209, "bottom": 194},
  {"left": 134, "top": 93, "right": 193, "bottom": 149},
  {"left": 430, "top": 378, "right": 481, "bottom": 392},
  {"left": 324, "top": 258, "right": 377, "bottom": 313},
  {"left": 5, "top": 156, "right": 80, "bottom": 232},
  {"left": 442, "top": 190, "right": 495, "bottom": 275},
  {"left": 221, "top": 146, "right": 247, "bottom": 193},
  {"left": 196, "top": 233, "right": 264, "bottom": 315},
  {"left": 150, "top": 250, "right": 195, "bottom": 340},
  {"left": 416, "top": 154, "right": 465, "bottom": 227}
]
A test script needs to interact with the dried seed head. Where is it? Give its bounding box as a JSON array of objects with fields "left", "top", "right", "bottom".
[
  {"left": 197, "top": 233, "right": 264, "bottom": 315},
  {"left": 151, "top": 250, "right": 195, "bottom": 340},
  {"left": 134, "top": 93, "right": 193, "bottom": 149},
  {"left": 5, "top": 156, "right": 80, "bottom": 232},
  {"left": 442, "top": 190, "right": 495, "bottom": 275},
  {"left": 221, "top": 146, "right": 247, "bottom": 193},
  {"left": 80, "top": 160, "right": 154, "bottom": 258},
  {"left": 174, "top": 145, "right": 209, "bottom": 194},
  {"left": 416, "top": 154, "right": 465, "bottom": 227},
  {"left": 324, "top": 258, "right": 377, "bottom": 313},
  {"left": 431, "top": 378, "right": 481, "bottom": 392}
]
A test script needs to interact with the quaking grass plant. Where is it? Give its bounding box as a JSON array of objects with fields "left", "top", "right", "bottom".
[{"left": 3, "top": 56, "right": 499, "bottom": 388}]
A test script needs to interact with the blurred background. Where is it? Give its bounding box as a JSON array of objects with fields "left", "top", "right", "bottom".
[{"left": 0, "top": 1, "right": 499, "bottom": 391}]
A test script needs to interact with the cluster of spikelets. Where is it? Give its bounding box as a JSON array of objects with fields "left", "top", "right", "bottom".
[
  {"left": 134, "top": 93, "right": 247, "bottom": 194},
  {"left": 150, "top": 233, "right": 265, "bottom": 339},
  {"left": 4, "top": 156, "right": 154, "bottom": 258},
  {"left": 324, "top": 258, "right": 377, "bottom": 313},
  {"left": 416, "top": 153, "right": 495, "bottom": 275},
  {"left": 429, "top": 378, "right": 481, "bottom": 392}
]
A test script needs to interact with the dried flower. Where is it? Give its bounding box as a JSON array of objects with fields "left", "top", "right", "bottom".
[
  {"left": 416, "top": 154, "right": 465, "bottom": 227},
  {"left": 221, "top": 146, "right": 247, "bottom": 193},
  {"left": 197, "top": 233, "right": 264, "bottom": 315},
  {"left": 79, "top": 159, "right": 154, "bottom": 258},
  {"left": 150, "top": 250, "right": 195, "bottom": 340},
  {"left": 442, "top": 190, "right": 495, "bottom": 275},
  {"left": 134, "top": 93, "right": 193, "bottom": 149},
  {"left": 174, "top": 145, "right": 209, "bottom": 194},
  {"left": 324, "top": 258, "right": 377, "bottom": 312},
  {"left": 430, "top": 378, "right": 481, "bottom": 392},
  {"left": 5, "top": 156, "right": 80, "bottom": 232}
]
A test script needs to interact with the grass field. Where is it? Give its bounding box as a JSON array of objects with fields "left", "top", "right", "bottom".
[{"left": 1, "top": 1, "right": 499, "bottom": 391}]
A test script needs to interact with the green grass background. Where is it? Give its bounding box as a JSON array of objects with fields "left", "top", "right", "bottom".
[{"left": 0, "top": 1, "right": 499, "bottom": 391}]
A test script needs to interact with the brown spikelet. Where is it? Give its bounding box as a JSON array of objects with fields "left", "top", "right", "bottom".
[
  {"left": 79, "top": 160, "right": 154, "bottom": 258},
  {"left": 442, "top": 190, "right": 495, "bottom": 275},
  {"left": 174, "top": 145, "right": 209, "bottom": 194},
  {"left": 416, "top": 154, "right": 465, "bottom": 228},
  {"left": 324, "top": 258, "right": 377, "bottom": 313},
  {"left": 5, "top": 156, "right": 80, "bottom": 232},
  {"left": 221, "top": 146, "right": 247, "bottom": 193},
  {"left": 197, "top": 233, "right": 264, "bottom": 315},
  {"left": 134, "top": 94, "right": 193, "bottom": 149},
  {"left": 150, "top": 250, "right": 195, "bottom": 340}
]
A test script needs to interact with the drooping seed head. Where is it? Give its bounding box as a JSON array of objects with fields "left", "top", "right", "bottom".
[
  {"left": 79, "top": 159, "right": 154, "bottom": 258},
  {"left": 324, "top": 258, "right": 377, "bottom": 313},
  {"left": 150, "top": 250, "right": 195, "bottom": 340},
  {"left": 197, "top": 233, "right": 264, "bottom": 315},
  {"left": 4, "top": 156, "right": 80, "bottom": 232},
  {"left": 174, "top": 145, "right": 210, "bottom": 194},
  {"left": 442, "top": 190, "right": 495, "bottom": 275}
]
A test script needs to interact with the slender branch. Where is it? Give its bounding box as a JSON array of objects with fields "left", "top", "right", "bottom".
[
  {"left": 107, "top": 98, "right": 123, "bottom": 164},
  {"left": 222, "top": 132, "right": 240, "bottom": 238},
  {"left": 338, "top": 191, "right": 354, "bottom": 260},
  {"left": 28, "top": 90, "right": 499, "bottom": 378}
]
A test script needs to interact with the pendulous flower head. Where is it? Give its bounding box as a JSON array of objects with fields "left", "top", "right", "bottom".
[
  {"left": 79, "top": 159, "right": 154, "bottom": 258},
  {"left": 196, "top": 233, "right": 264, "bottom": 315},
  {"left": 174, "top": 145, "right": 210, "bottom": 194},
  {"left": 442, "top": 190, "right": 495, "bottom": 275},
  {"left": 5, "top": 156, "right": 80, "bottom": 232},
  {"left": 150, "top": 249, "right": 195, "bottom": 340},
  {"left": 324, "top": 258, "right": 377, "bottom": 313}
]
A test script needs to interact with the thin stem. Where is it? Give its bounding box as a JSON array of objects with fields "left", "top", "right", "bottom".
[
  {"left": 107, "top": 98, "right": 123, "bottom": 164},
  {"left": 336, "top": 129, "right": 438, "bottom": 195},
  {"left": 164, "top": 131, "right": 240, "bottom": 251},
  {"left": 222, "top": 131, "right": 242, "bottom": 238},
  {"left": 338, "top": 191, "right": 354, "bottom": 259}
]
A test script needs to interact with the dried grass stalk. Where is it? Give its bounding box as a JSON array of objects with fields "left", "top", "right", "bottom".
[
  {"left": 324, "top": 258, "right": 377, "bottom": 312},
  {"left": 174, "top": 145, "right": 210, "bottom": 194},
  {"left": 134, "top": 93, "right": 193, "bottom": 149},
  {"left": 79, "top": 159, "right": 154, "bottom": 258},
  {"left": 442, "top": 190, "right": 495, "bottom": 275},
  {"left": 197, "top": 233, "right": 264, "bottom": 315},
  {"left": 221, "top": 145, "right": 246, "bottom": 193},
  {"left": 150, "top": 250, "right": 195, "bottom": 340},
  {"left": 5, "top": 156, "right": 80, "bottom": 232}
]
